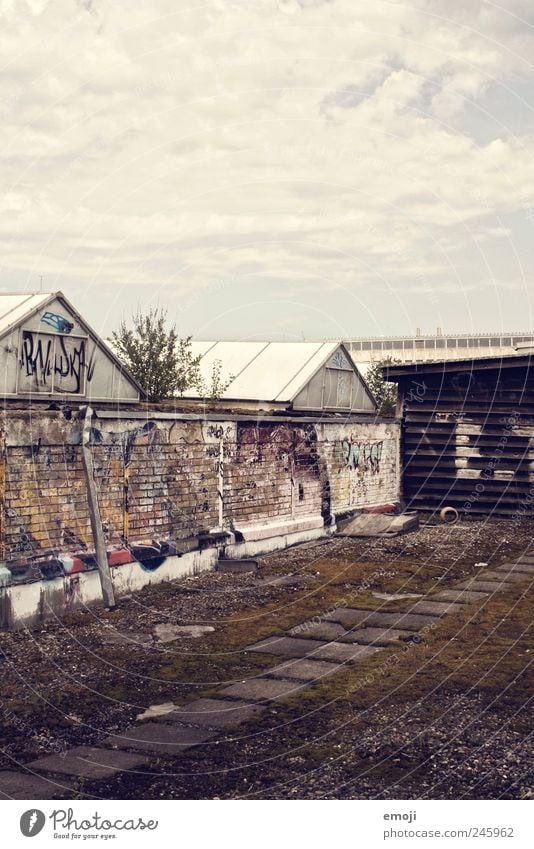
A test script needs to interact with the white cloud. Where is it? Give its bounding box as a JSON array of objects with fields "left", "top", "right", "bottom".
[{"left": 1, "top": 0, "right": 534, "bottom": 335}]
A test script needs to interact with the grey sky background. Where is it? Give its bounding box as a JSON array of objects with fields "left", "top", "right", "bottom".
[{"left": 1, "top": 0, "right": 534, "bottom": 341}]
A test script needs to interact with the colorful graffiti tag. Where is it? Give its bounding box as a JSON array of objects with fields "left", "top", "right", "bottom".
[
  {"left": 339, "top": 439, "right": 383, "bottom": 474},
  {"left": 40, "top": 311, "right": 74, "bottom": 334}
]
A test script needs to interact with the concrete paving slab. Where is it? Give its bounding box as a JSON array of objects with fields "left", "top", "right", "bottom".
[
  {"left": 0, "top": 771, "right": 77, "bottom": 800},
  {"left": 337, "top": 514, "right": 393, "bottom": 536},
  {"left": 407, "top": 600, "right": 464, "bottom": 616},
  {"left": 456, "top": 580, "right": 508, "bottom": 592},
  {"left": 515, "top": 557, "right": 534, "bottom": 568},
  {"left": 264, "top": 658, "right": 341, "bottom": 682},
  {"left": 478, "top": 570, "right": 529, "bottom": 583},
  {"left": 388, "top": 513, "right": 420, "bottom": 534},
  {"left": 289, "top": 621, "right": 346, "bottom": 641},
  {"left": 324, "top": 608, "right": 437, "bottom": 631},
  {"left": 154, "top": 624, "right": 214, "bottom": 643},
  {"left": 28, "top": 747, "right": 149, "bottom": 779},
  {"left": 432, "top": 589, "right": 489, "bottom": 604},
  {"left": 218, "top": 677, "right": 309, "bottom": 702},
  {"left": 372, "top": 591, "right": 422, "bottom": 601},
  {"left": 337, "top": 512, "right": 418, "bottom": 537},
  {"left": 156, "top": 698, "right": 263, "bottom": 728},
  {"left": 309, "top": 643, "right": 383, "bottom": 664},
  {"left": 246, "top": 636, "right": 329, "bottom": 657},
  {"left": 104, "top": 723, "right": 215, "bottom": 755},
  {"left": 339, "top": 626, "right": 416, "bottom": 646},
  {"left": 496, "top": 562, "right": 534, "bottom": 574}
]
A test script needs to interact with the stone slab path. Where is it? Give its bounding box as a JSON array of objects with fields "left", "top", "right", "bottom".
[
  {"left": 103, "top": 724, "right": 215, "bottom": 755},
  {"left": 2, "top": 550, "right": 532, "bottom": 798},
  {"left": 263, "top": 658, "right": 340, "bottom": 682},
  {"left": 324, "top": 608, "right": 438, "bottom": 630},
  {"left": 156, "top": 698, "right": 263, "bottom": 729},
  {"left": 27, "top": 746, "right": 149, "bottom": 779},
  {"left": 218, "top": 677, "right": 309, "bottom": 703},
  {"left": 0, "top": 770, "right": 76, "bottom": 800}
]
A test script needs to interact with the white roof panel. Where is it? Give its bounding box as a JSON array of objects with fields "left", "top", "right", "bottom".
[
  {"left": 188, "top": 340, "right": 345, "bottom": 402},
  {"left": 274, "top": 341, "right": 338, "bottom": 401},
  {"left": 0, "top": 293, "right": 52, "bottom": 335},
  {"left": 229, "top": 342, "right": 325, "bottom": 400},
  {"left": 191, "top": 340, "right": 218, "bottom": 358},
  {"left": 191, "top": 341, "right": 269, "bottom": 391}
]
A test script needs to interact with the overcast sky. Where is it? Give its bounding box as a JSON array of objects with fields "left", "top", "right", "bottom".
[{"left": 2, "top": 0, "right": 534, "bottom": 340}]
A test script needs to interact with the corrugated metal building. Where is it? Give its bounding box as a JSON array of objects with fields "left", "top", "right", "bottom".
[{"left": 384, "top": 354, "right": 534, "bottom": 517}]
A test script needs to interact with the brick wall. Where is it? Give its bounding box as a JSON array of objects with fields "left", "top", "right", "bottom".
[{"left": 0, "top": 411, "right": 400, "bottom": 562}]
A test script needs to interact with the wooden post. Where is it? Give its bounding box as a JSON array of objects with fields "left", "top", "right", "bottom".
[{"left": 80, "top": 405, "right": 116, "bottom": 609}]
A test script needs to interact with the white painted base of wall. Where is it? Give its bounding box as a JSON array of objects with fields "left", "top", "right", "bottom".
[
  {"left": 2, "top": 520, "right": 332, "bottom": 630},
  {"left": 4, "top": 548, "right": 219, "bottom": 631}
]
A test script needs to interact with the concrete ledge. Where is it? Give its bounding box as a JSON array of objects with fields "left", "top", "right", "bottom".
[
  {"left": 234, "top": 515, "right": 324, "bottom": 542},
  {"left": 225, "top": 525, "right": 329, "bottom": 559}
]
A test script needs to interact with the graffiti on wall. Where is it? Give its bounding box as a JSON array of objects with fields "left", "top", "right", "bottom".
[
  {"left": 2, "top": 415, "right": 397, "bottom": 569},
  {"left": 40, "top": 311, "right": 74, "bottom": 334},
  {"left": 19, "top": 331, "right": 95, "bottom": 394},
  {"left": 339, "top": 439, "right": 383, "bottom": 474}
]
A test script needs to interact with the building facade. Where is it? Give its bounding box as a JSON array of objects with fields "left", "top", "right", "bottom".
[{"left": 347, "top": 332, "right": 534, "bottom": 369}]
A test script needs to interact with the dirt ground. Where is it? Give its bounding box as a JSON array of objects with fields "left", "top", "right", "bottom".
[{"left": 0, "top": 517, "right": 532, "bottom": 799}]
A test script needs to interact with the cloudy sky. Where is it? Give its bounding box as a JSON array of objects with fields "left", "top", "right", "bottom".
[{"left": 1, "top": 0, "right": 534, "bottom": 340}]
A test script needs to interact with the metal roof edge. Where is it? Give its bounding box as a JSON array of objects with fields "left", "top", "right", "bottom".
[
  {"left": 0, "top": 292, "right": 59, "bottom": 339},
  {"left": 274, "top": 341, "right": 333, "bottom": 402},
  {"left": 383, "top": 353, "right": 533, "bottom": 379}
]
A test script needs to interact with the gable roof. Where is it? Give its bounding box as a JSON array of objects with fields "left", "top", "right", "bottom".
[{"left": 188, "top": 340, "right": 376, "bottom": 409}]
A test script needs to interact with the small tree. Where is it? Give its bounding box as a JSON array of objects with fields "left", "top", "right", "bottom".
[
  {"left": 365, "top": 357, "right": 399, "bottom": 416},
  {"left": 110, "top": 308, "right": 232, "bottom": 402},
  {"left": 194, "top": 358, "right": 234, "bottom": 401},
  {"left": 110, "top": 308, "right": 201, "bottom": 402}
]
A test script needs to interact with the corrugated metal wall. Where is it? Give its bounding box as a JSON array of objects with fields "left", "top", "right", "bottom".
[{"left": 399, "top": 363, "right": 534, "bottom": 516}]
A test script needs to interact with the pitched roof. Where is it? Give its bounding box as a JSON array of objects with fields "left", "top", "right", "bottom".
[
  {"left": 188, "top": 340, "right": 375, "bottom": 407},
  {"left": 0, "top": 292, "right": 54, "bottom": 336}
]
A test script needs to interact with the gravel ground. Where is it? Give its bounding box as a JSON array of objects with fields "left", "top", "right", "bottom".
[{"left": 0, "top": 517, "right": 532, "bottom": 798}]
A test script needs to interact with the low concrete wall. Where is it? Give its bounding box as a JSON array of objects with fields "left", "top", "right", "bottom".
[
  {"left": 0, "top": 523, "right": 334, "bottom": 630},
  {"left": 2, "top": 548, "right": 218, "bottom": 631}
]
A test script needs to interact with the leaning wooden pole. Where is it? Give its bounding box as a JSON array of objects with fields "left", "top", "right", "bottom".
[{"left": 80, "top": 405, "right": 116, "bottom": 609}]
